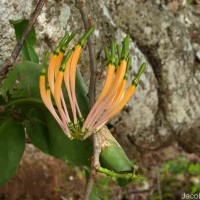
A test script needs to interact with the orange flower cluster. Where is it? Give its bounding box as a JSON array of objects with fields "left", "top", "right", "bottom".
[{"left": 39, "top": 27, "right": 146, "bottom": 140}]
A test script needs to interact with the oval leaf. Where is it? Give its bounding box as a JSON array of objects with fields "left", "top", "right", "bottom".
[
  {"left": 26, "top": 117, "right": 52, "bottom": 155},
  {"left": 2, "top": 61, "right": 42, "bottom": 100},
  {"left": 0, "top": 118, "right": 25, "bottom": 186},
  {"left": 46, "top": 112, "right": 93, "bottom": 166},
  {"left": 9, "top": 19, "right": 39, "bottom": 63},
  {"left": 25, "top": 108, "right": 93, "bottom": 166},
  {"left": 97, "top": 128, "right": 135, "bottom": 187},
  {"left": 100, "top": 140, "right": 133, "bottom": 173}
]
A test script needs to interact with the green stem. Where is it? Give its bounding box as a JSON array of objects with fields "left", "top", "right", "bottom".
[
  {"left": 55, "top": 34, "right": 69, "bottom": 54},
  {"left": 61, "top": 31, "right": 76, "bottom": 52},
  {"left": 42, "top": 51, "right": 49, "bottom": 67},
  {"left": 40, "top": 66, "right": 46, "bottom": 75},
  {"left": 124, "top": 56, "right": 132, "bottom": 80},
  {"left": 104, "top": 47, "right": 110, "bottom": 61},
  {"left": 110, "top": 41, "right": 116, "bottom": 64},
  {"left": 132, "top": 62, "right": 146, "bottom": 86},
  {"left": 60, "top": 49, "right": 73, "bottom": 71},
  {"left": 97, "top": 167, "right": 142, "bottom": 180},
  {"left": 121, "top": 35, "right": 130, "bottom": 60},
  {"left": 78, "top": 26, "right": 95, "bottom": 46},
  {"left": 116, "top": 44, "right": 121, "bottom": 59}
]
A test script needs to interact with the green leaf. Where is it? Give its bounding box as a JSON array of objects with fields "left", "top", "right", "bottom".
[
  {"left": 0, "top": 96, "right": 9, "bottom": 122},
  {"left": 25, "top": 108, "right": 93, "bottom": 166},
  {"left": 99, "top": 138, "right": 134, "bottom": 187},
  {"left": 100, "top": 140, "right": 133, "bottom": 172},
  {"left": 26, "top": 109, "right": 51, "bottom": 155},
  {"left": 0, "top": 118, "right": 25, "bottom": 186},
  {"left": 46, "top": 112, "right": 93, "bottom": 166},
  {"left": 2, "top": 61, "right": 42, "bottom": 100},
  {"left": 9, "top": 19, "right": 39, "bottom": 63}
]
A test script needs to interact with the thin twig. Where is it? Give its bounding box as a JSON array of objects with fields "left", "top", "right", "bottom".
[
  {"left": 0, "top": 0, "right": 46, "bottom": 73},
  {"left": 75, "top": 0, "right": 97, "bottom": 106},
  {"left": 75, "top": 1, "right": 100, "bottom": 200},
  {"left": 11, "top": 0, "right": 46, "bottom": 61},
  {"left": 83, "top": 132, "right": 101, "bottom": 200}
]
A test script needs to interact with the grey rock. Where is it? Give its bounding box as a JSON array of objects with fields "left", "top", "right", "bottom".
[
  {"left": 1, "top": 0, "right": 200, "bottom": 153},
  {"left": 196, "top": 50, "right": 200, "bottom": 62},
  {"left": 103, "top": 0, "right": 200, "bottom": 153}
]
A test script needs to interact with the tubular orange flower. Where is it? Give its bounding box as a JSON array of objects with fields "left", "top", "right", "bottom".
[
  {"left": 47, "top": 33, "right": 69, "bottom": 94},
  {"left": 82, "top": 37, "right": 130, "bottom": 132},
  {"left": 84, "top": 63, "right": 146, "bottom": 138},
  {"left": 48, "top": 54, "right": 57, "bottom": 94},
  {"left": 83, "top": 59, "right": 127, "bottom": 133},
  {"left": 39, "top": 28, "right": 146, "bottom": 140},
  {"left": 81, "top": 63, "right": 115, "bottom": 131},
  {"left": 54, "top": 51, "right": 73, "bottom": 125},
  {"left": 39, "top": 68, "right": 68, "bottom": 135},
  {"left": 69, "top": 45, "right": 82, "bottom": 124},
  {"left": 103, "top": 57, "right": 132, "bottom": 114}
]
